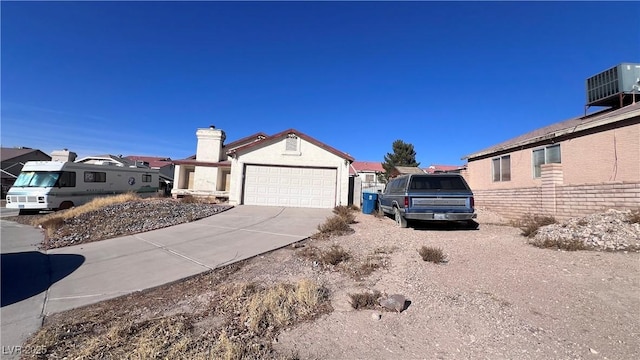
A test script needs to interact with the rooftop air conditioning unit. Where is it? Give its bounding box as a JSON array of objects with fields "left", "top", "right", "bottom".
[{"left": 586, "top": 63, "right": 640, "bottom": 108}]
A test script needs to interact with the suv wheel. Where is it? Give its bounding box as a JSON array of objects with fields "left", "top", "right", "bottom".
[{"left": 394, "top": 207, "right": 408, "bottom": 228}]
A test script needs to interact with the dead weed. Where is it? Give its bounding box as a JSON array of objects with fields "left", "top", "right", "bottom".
[{"left": 349, "top": 290, "right": 382, "bottom": 310}]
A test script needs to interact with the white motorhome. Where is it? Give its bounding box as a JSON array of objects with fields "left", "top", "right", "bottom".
[{"left": 6, "top": 161, "right": 159, "bottom": 214}]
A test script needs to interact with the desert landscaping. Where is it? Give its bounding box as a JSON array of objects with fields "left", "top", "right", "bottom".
[{"left": 8, "top": 197, "right": 640, "bottom": 359}]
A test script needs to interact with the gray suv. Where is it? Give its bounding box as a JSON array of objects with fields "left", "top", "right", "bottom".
[{"left": 377, "top": 174, "right": 476, "bottom": 228}]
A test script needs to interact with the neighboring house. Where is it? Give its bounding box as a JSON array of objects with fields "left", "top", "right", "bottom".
[
  {"left": 388, "top": 166, "right": 425, "bottom": 178},
  {"left": 172, "top": 127, "right": 354, "bottom": 208},
  {"left": 75, "top": 154, "right": 139, "bottom": 167},
  {"left": 350, "top": 161, "right": 385, "bottom": 193},
  {"left": 424, "top": 164, "right": 467, "bottom": 174},
  {"left": 125, "top": 155, "right": 175, "bottom": 195},
  {"left": 462, "top": 102, "right": 640, "bottom": 220},
  {"left": 1, "top": 147, "right": 51, "bottom": 196}
]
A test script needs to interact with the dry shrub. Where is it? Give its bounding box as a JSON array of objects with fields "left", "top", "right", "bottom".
[
  {"left": 347, "top": 204, "right": 360, "bottom": 211},
  {"left": 332, "top": 205, "right": 356, "bottom": 224},
  {"left": 374, "top": 246, "right": 397, "bottom": 254},
  {"left": 418, "top": 246, "right": 445, "bottom": 263},
  {"left": 317, "top": 215, "right": 352, "bottom": 235},
  {"left": 297, "top": 245, "right": 320, "bottom": 260},
  {"left": 35, "top": 193, "right": 140, "bottom": 227},
  {"left": 320, "top": 245, "right": 351, "bottom": 265},
  {"left": 531, "top": 238, "right": 588, "bottom": 251},
  {"left": 244, "top": 280, "right": 328, "bottom": 335},
  {"left": 24, "top": 278, "right": 327, "bottom": 360},
  {"left": 515, "top": 214, "right": 557, "bottom": 237},
  {"left": 39, "top": 217, "right": 65, "bottom": 238},
  {"left": 180, "top": 195, "right": 200, "bottom": 203},
  {"left": 628, "top": 209, "right": 640, "bottom": 224},
  {"left": 349, "top": 290, "right": 382, "bottom": 310},
  {"left": 351, "top": 256, "right": 383, "bottom": 278}
]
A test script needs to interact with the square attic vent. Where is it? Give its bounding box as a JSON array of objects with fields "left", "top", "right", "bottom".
[{"left": 586, "top": 63, "right": 640, "bottom": 107}]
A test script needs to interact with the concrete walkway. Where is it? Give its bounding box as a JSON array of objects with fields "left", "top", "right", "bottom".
[{"left": 1, "top": 205, "right": 331, "bottom": 354}]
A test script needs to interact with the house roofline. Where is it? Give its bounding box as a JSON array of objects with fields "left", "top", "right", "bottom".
[
  {"left": 227, "top": 128, "right": 355, "bottom": 162},
  {"left": 463, "top": 104, "right": 640, "bottom": 161},
  {"left": 223, "top": 132, "right": 268, "bottom": 151},
  {"left": 172, "top": 160, "right": 231, "bottom": 167}
]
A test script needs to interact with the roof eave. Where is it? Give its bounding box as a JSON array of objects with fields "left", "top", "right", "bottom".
[{"left": 464, "top": 108, "right": 640, "bottom": 160}]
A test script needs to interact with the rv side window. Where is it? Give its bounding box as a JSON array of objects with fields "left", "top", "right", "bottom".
[
  {"left": 142, "top": 174, "right": 152, "bottom": 183},
  {"left": 58, "top": 172, "right": 76, "bottom": 187},
  {"left": 84, "top": 171, "right": 106, "bottom": 183}
]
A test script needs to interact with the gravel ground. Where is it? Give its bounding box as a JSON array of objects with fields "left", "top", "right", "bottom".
[
  {"left": 269, "top": 211, "right": 640, "bottom": 359},
  {"left": 7, "top": 199, "right": 233, "bottom": 249},
  {"left": 16, "top": 204, "right": 640, "bottom": 359}
]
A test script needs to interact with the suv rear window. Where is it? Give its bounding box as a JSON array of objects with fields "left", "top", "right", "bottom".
[{"left": 408, "top": 176, "right": 468, "bottom": 191}]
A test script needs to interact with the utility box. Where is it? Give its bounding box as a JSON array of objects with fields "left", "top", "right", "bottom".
[{"left": 586, "top": 63, "right": 640, "bottom": 108}]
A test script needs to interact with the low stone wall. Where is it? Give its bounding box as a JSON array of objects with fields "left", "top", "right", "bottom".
[{"left": 474, "top": 181, "right": 640, "bottom": 221}]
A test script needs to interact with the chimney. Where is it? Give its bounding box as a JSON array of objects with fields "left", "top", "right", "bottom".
[
  {"left": 51, "top": 149, "right": 77, "bottom": 162},
  {"left": 196, "top": 127, "right": 226, "bottom": 162}
]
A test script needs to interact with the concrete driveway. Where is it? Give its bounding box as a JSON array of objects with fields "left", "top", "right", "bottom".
[
  {"left": 44, "top": 205, "right": 330, "bottom": 313},
  {"left": 1, "top": 205, "right": 331, "bottom": 354}
]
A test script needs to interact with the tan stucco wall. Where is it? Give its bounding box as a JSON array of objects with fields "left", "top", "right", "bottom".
[
  {"left": 466, "top": 122, "right": 640, "bottom": 190},
  {"left": 228, "top": 137, "right": 350, "bottom": 206}
]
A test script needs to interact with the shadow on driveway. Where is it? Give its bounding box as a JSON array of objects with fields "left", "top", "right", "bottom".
[
  {"left": 410, "top": 220, "right": 480, "bottom": 231},
  {"left": 1, "top": 252, "right": 85, "bottom": 307}
]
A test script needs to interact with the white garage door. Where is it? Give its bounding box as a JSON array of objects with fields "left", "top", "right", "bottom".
[{"left": 243, "top": 165, "right": 337, "bottom": 208}]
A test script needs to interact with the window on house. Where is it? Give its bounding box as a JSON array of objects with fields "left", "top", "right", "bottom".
[
  {"left": 492, "top": 155, "right": 511, "bottom": 182},
  {"left": 84, "top": 171, "right": 106, "bottom": 183},
  {"left": 142, "top": 174, "right": 152, "bottom": 182},
  {"left": 365, "top": 174, "right": 374, "bottom": 182},
  {"left": 532, "top": 144, "right": 561, "bottom": 178}
]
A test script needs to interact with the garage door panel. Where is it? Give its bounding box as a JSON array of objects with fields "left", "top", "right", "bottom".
[{"left": 244, "top": 165, "right": 336, "bottom": 209}]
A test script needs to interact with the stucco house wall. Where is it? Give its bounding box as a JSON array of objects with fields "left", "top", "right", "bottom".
[
  {"left": 464, "top": 103, "right": 640, "bottom": 220},
  {"left": 173, "top": 127, "right": 353, "bottom": 208},
  {"left": 466, "top": 122, "right": 640, "bottom": 190},
  {"left": 228, "top": 136, "right": 350, "bottom": 206}
]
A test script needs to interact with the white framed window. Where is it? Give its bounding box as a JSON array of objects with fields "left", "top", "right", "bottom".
[
  {"left": 492, "top": 155, "right": 511, "bottom": 182},
  {"left": 532, "top": 144, "right": 561, "bottom": 178},
  {"left": 365, "top": 174, "right": 374, "bottom": 182}
]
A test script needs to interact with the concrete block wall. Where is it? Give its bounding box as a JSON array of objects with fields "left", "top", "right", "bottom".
[
  {"left": 554, "top": 182, "right": 640, "bottom": 219},
  {"left": 473, "top": 187, "right": 543, "bottom": 221},
  {"left": 474, "top": 181, "right": 640, "bottom": 221}
]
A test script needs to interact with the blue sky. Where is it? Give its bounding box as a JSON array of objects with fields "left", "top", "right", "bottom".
[{"left": 2, "top": 1, "right": 639, "bottom": 166}]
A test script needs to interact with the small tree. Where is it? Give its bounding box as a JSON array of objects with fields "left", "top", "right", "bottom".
[{"left": 380, "top": 140, "right": 420, "bottom": 182}]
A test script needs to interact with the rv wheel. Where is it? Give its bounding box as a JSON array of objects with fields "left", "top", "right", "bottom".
[{"left": 58, "top": 201, "right": 74, "bottom": 210}]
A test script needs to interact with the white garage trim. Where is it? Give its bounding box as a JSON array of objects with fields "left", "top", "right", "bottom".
[{"left": 242, "top": 164, "right": 337, "bottom": 208}]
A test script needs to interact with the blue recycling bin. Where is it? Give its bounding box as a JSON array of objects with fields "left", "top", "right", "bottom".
[{"left": 362, "top": 192, "right": 378, "bottom": 214}]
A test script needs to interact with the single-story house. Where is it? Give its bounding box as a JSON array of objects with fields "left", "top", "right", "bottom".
[
  {"left": 1, "top": 147, "right": 51, "bottom": 195},
  {"left": 388, "top": 166, "right": 425, "bottom": 178},
  {"left": 424, "top": 164, "right": 467, "bottom": 174},
  {"left": 76, "top": 154, "right": 139, "bottom": 167},
  {"left": 172, "top": 127, "right": 354, "bottom": 208},
  {"left": 462, "top": 102, "right": 640, "bottom": 220},
  {"left": 350, "top": 161, "right": 385, "bottom": 193}
]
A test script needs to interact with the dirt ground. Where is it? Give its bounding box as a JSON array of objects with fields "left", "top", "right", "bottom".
[{"left": 23, "top": 208, "right": 640, "bottom": 359}]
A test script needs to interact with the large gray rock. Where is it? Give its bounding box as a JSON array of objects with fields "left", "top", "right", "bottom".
[{"left": 378, "top": 294, "right": 408, "bottom": 313}]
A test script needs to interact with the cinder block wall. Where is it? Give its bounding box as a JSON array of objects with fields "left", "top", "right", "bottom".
[{"left": 474, "top": 181, "right": 640, "bottom": 221}]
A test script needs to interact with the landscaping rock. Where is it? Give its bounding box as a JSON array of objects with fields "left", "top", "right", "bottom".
[
  {"left": 532, "top": 209, "right": 640, "bottom": 252},
  {"left": 378, "top": 294, "right": 407, "bottom": 313},
  {"left": 42, "top": 199, "right": 232, "bottom": 249}
]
